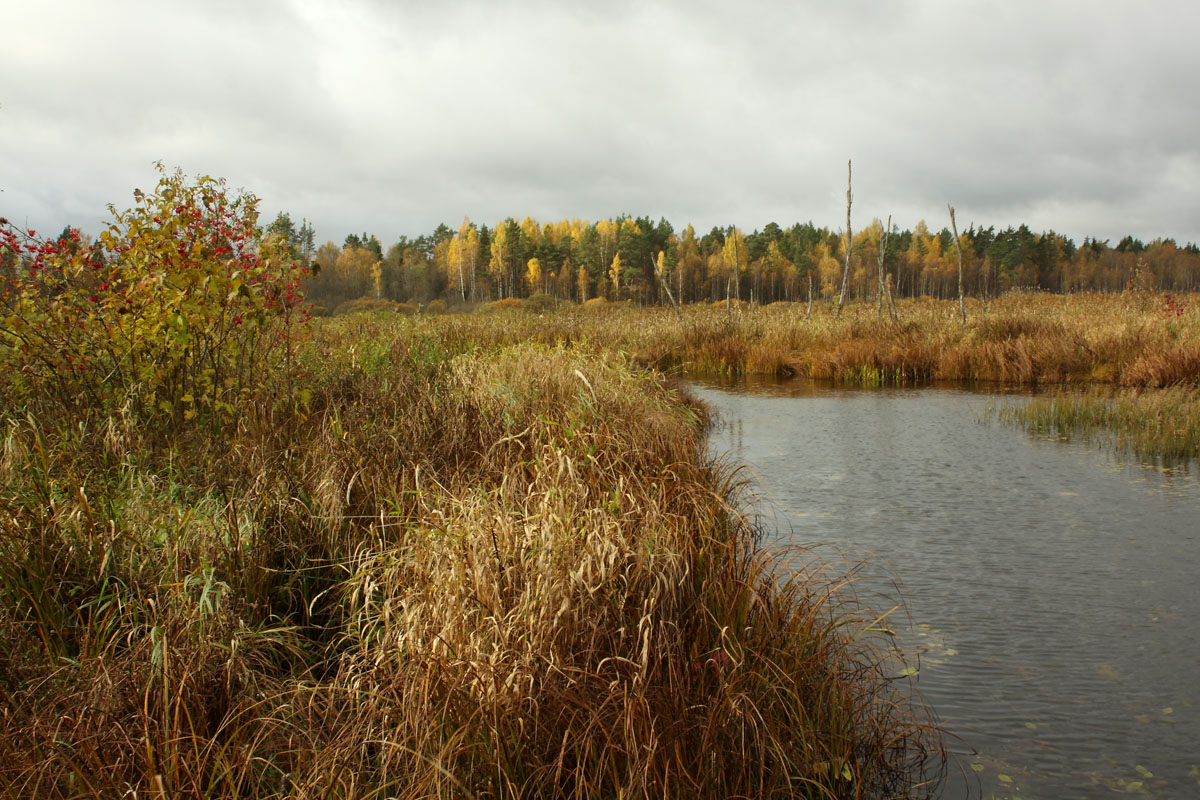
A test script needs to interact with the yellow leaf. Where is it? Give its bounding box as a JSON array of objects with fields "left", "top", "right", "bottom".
[{"left": 997, "top": 774, "right": 1013, "bottom": 783}]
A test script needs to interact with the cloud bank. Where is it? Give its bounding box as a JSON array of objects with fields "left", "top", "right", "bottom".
[{"left": 3, "top": 0, "right": 1198, "bottom": 246}]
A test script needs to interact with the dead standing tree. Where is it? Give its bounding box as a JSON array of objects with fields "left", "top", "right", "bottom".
[
  {"left": 876, "top": 213, "right": 892, "bottom": 318},
  {"left": 653, "top": 252, "right": 683, "bottom": 321},
  {"left": 948, "top": 204, "right": 966, "bottom": 323},
  {"left": 836, "top": 160, "right": 852, "bottom": 318}
]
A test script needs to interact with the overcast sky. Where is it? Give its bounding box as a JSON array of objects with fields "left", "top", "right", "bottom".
[{"left": 3, "top": 0, "right": 1198, "bottom": 247}]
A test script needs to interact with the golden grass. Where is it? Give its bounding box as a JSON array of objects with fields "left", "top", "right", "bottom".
[
  {"left": 0, "top": 316, "right": 943, "bottom": 798},
  {"left": 317, "top": 290, "right": 1200, "bottom": 460},
  {"left": 351, "top": 291, "right": 1199, "bottom": 389}
]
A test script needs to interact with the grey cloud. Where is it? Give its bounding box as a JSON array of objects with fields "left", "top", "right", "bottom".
[{"left": 2, "top": 0, "right": 1198, "bottom": 247}]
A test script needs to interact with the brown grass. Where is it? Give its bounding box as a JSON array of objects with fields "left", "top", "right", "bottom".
[
  {"left": 444, "top": 291, "right": 1198, "bottom": 388},
  {"left": 0, "top": 316, "right": 943, "bottom": 798}
]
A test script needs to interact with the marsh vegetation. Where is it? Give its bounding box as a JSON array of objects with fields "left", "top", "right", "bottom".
[{"left": 3, "top": 173, "right": 1196, "bottom": 797}]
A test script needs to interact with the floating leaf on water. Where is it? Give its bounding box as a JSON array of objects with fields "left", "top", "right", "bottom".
[
  {"left": 970, "top": 762, "right": 985, "bottom": 773},
  {"left": 1098, "top": 663, "right": 1119, "bottom": 678},
  {"left": 1135, "top": 765, "right": 1154, "bottom": 778},
  {"left": 945, "top": 648, "right": 959, "bottom": 656},
  {"left": 896, "top": 666, "right": 919, "bottom": 677},
  {"left": 997, "top": 773, "right": 1013, "bottom": 783},
  {"left": 1136, "top": 714, "right": 1151, "bottom": 724},
  {"left": 1162, "top": 707, "right": 1173, "bottom": 714},
  {"left": 1024, "top": 722, "right": 1038, "bottom": 730}
]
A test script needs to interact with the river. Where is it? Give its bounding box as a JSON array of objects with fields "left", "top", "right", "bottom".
[{"left": 688, "top": 377, "right": 1200, "bottom": 800}]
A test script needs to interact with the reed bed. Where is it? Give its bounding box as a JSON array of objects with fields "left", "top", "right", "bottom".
[
  {"left": 334, "top": 291, "right": 1200, "bottom": 389},
  {"left": 418, "top": 291, "right": 1198, "bottom": 460},
  {"left": 998, "top": 386, "right": 1200, "bottom": 463},
  {"left": 0, "top": 318, "right": 943, "bottom": 798}
]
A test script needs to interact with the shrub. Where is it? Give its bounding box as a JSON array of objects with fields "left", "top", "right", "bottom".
[
  {"left": 0, "top": 165, "right": 306, "bottom": 431},
  {"left": 423, "top": 298, "right": 449, "bottom": 315},
  {"left": 523, "top": 292, "right": 556, "bottom": 313},
  {"left": 480, "top": 297, "right": 524, "bottom": 312},
  {"left": 710, "top": 298, "right": 750, "bottom": 310},
  {"left": 333, "top": 297, "right": 417, "bottom": 315}
]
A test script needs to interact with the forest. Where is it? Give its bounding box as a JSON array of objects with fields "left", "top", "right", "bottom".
[{"left": 263, "top": 211, "right": 1200, "bottom": 314}]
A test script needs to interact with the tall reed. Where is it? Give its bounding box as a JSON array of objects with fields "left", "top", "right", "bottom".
[
  {"left": 998, "top": 386, "right": 1200, "bottom": 463},
  {"left": 0, "top": 317, "right": 943, "bottom": 798}
]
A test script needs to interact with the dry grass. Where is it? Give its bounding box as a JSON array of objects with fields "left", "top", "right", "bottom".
[
  {"left": 0, "top": 316, "right": 943, "bottom": 798},
  {"left": 633, "top": 292, "right": 1199, "bottom": 387},
  {"left": 359, "top": 291, "right": 1200, "bottom": 389}
]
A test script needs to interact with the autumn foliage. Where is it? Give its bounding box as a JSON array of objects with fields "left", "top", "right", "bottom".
[{"left": 0, "top": 165, "right": 308, "bottom": 432}]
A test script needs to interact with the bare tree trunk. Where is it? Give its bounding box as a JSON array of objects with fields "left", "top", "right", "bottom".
[
  {"left": 653, "top": 256, "right": 683, "bottom": 321},
  {"left": 877, "top": 213, "right": 891, "bottom": 317},
  {"left": 948, "top": 204, "right": 966, "bottom": 323},
  {"left": 806, "top": 272, "right": 813, "bottom": 320},
  {"left": 732, "top": 233, "right": 741, "bottom": 307},
  {"left": 836, "top": 160, "right": 852, "bottom": 318}
]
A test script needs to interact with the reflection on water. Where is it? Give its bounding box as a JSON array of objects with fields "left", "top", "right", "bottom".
[{"left": 689, "top": 377, "right": 1200, "bottom": 800}]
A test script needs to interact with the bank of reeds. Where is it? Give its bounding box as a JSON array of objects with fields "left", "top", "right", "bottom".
[
  {"left": 998, "top": 386, "right": 1200, "bottom": 463},
  {"left": 0, "top": 318, "right": 942, "bottom": 798},
  {"left": 396, "top": 291, "right": 1196, "bottom": 459},
  {"left": 334, "top": 291, "right": 1198, "bottom": 389}
]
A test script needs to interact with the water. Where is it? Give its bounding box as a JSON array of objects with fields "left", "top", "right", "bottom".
[{"left": 688, "top": 377, "right": 1200, "bottom": 800}]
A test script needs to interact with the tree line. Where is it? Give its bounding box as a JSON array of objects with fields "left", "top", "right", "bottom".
[{"left": 214, "top": 211, "right": 1200, "bottom": 312}]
